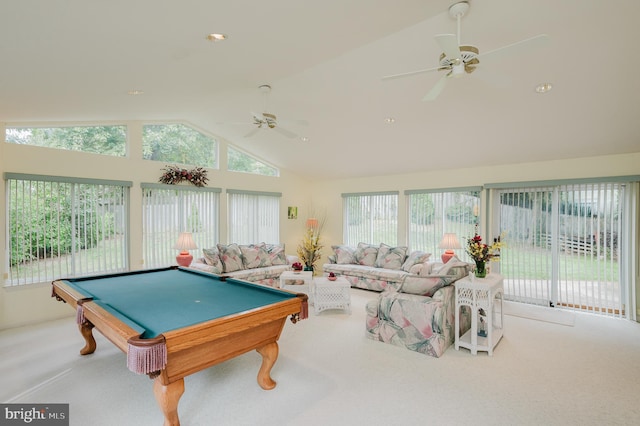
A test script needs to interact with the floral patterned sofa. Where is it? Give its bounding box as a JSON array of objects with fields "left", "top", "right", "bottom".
[
  {"left": 322, "top": 243, "right": 436, "bottom": 292},
  {"left": 365, "top": 258, "right": 473, "bottom": 358},
  {"left": 189, "top": 242, "right": 298, "bottom": 287}
]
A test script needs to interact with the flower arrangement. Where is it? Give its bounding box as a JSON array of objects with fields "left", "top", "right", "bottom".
[
  {"left": 465, "top": 233, "right": 503, "bottom": 263},
  {"left": 291, "top": 262, "right": 303, "bottom": 271},
  {"left": 159, "top": 165, "right": 209, "bottom": 187},
  {"left": 297, "top": 216, "right": 325, "bottom": 272},
  {"left": 465, "top": 233, "right": 504, "bottom": 278}
]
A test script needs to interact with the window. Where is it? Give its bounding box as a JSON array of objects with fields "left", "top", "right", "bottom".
[
  {"left": 406, "top": 188, "right": 481, "bottom": 257},
  {"left": 142, "top": 123, "right": 218, "bottom": 168},
  {"left": 142, "top": 184, "right": 221, "bottom": 268},
  {"left": 490, "top": 179, "right": 633, "bottom": 318},
  {"left": 342, "top": 192, "right": 398, "bottom": 246},
  {"left": 5, "top": 174, "right": 130, "bottom": 286},
  {"left": 227, "top": 190, "right": 280, "bottom": 244},
  {"left": 227, "top": 146, "right": 278, "bottom": 176},
  {"left": 5, "top": 125, "right": 126, "bottom": 157}
]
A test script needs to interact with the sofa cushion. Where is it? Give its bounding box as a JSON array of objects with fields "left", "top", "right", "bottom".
[
  {"left": 401, "top": 250, "right": 431, "bottom": 272},
  {"left": 374, "top": 243, "right": 408, "bottom": 270},
  {"left": 217, "top": 243, "right": 244, "bottom": 272},
  {"left": 354, "top": 242, "right": 378, "bottom": 266},
  {"left": 240, "top": 244, "right": 271, "bottom": 269},
  {"left": 332, "top": 245, "right": 356, "bottom": 264},
  {"left": 265, "top": 243, "right": 287, "bottom": 265},
  {"left": 202, "top": 247, "right": 223, "bottom": 274}
]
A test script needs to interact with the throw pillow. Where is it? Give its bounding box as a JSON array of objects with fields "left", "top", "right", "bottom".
[
  {"left": 354, "top": 242, "right": 378, "bottom": 267},
  {"left": 438, "top": 255, "right": 465, "bottom": 275},
  {"left": 400, "top": 276, "right": 444, "bottom": 296},
  {"left": 418, "top": 262, "right": 439, "bottom": 276},
  {"left": 202, "top": 247, "right": 223, "bottom": 274},
  {"left": 401, "top": 250, "right": 431, "bottom": 272},
  {"left": 409, "top": 264, "right": 423, "bottom": 275},
  {"left": 374, "top": 243, "right": 408, "bottom": 270},
  {"left": 264, "top": 243, "right": 287, "bottom": 265},
  {"left": 240, "top": 244, "right": 271, "bottom": 269},
  {"left": 332, "top": 245, "right": 356, "bottom": 264},
  {"left": 217, "top": 243, "right": 244, "bottom": 273}
]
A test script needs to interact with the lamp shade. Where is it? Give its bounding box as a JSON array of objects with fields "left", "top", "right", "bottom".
[
  {"left": 174, "top": 232, "right": 198, "bottom": 266},
  {"left": 438, "top": 233, "right": 462, "bottom": 249},
  {"left": 305, "top": 218, "right": 319, "bottom": 229},
  {"left": 438, "top": 233, "right": 461, "bottom": 263}
]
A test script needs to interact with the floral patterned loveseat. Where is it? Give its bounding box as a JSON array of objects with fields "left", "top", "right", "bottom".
[
  {"left": 365, "top": 258, "right": 473, "bottom": 358},
  {"left": 189, "top": 242, "right": 298, "bottom": 287}
]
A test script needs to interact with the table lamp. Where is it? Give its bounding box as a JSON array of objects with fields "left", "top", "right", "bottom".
[
  {"left": 174, "top": 232, "right": 198, "bottom": 267},
  {"left": 305, "top": 217, "right": 319, "bottom": 229},
  {"left": 438, "top": 233, "right": 461, "bottom": 263}
]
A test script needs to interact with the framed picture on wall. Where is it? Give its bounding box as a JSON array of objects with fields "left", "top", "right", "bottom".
[{"left": 287, "top": 206, "right": 298, "bottom": 219}]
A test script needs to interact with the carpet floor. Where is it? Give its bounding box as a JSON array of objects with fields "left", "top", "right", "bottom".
[{"left": 2, "top": 288, "right": 639, "bottom": 426}]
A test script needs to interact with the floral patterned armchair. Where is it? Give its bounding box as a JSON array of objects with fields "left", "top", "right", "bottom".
[{"left": 365, "top": 264, "right": 472, "bottom": 358}]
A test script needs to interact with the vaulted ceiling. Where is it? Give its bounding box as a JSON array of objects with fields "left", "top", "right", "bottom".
[{"left": 2, "top": 0, "right": 639, "bottom": 179}]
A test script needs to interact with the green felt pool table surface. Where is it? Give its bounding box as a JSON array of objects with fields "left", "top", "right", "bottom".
[{"left": 59, "top": 267, "right": 299, "bottom": 338}]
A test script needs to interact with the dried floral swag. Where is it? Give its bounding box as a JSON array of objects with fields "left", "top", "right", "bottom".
[{"left": 159, "top": 165, "right": 208, "bottom": 187}]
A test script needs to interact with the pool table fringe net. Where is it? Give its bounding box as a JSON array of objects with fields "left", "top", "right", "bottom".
[{"left": 127, "top": 337, "right": 168, "bottom": 376}]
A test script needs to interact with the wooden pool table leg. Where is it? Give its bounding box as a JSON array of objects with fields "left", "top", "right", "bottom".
[
  {"left": 153, "top": 377, "right": 184, "bottom": 426},
  {"left": 256, "top": 342, "right": 278, "bottom": 390},
  {"left": 78, "top": 321, "right": 97, "bottom": 355}
]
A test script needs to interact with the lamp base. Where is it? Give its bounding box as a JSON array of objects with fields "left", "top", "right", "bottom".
[
  {"left": 441, "top": 250, "right": 455, "bottom": 263},
  {"left": 176, "top": 251, "right": 193, "bottom": 267}
]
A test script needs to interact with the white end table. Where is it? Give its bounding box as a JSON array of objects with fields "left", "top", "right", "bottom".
[
  {"left": 313, "top": 276, "right": 351, "bottom": 315},
  {"left": 455, "top": 273, "right": 504, "bottom": 356},
  {"left": 279, "top": 271, "right": 313, "bottom": 301}
]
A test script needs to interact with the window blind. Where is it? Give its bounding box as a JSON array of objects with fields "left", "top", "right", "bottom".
[
  {"left": 142, "top": 185, "right": 220, "bottom": 268},
  {"left": 5, "top": 176, "right": 129, "bottom": 285},
  {"left": 227, "top": 191, "right": 280, "bottom": 244}
]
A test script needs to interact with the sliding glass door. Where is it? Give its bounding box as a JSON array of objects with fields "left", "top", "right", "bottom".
[{"left": 493, "top": 182, "right": 625, "bottom": 317}]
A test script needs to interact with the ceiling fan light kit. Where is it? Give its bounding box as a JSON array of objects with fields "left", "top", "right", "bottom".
[
  {"left": 382, "top": 0, "right": 549, "bottom": 101},
  {"left": 237, "top": 84, "right": 307, "bottom": 139}
]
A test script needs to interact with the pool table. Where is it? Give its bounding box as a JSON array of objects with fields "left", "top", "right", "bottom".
[{"left": 51, "top": 267, "right": 307, "bottom": 426}]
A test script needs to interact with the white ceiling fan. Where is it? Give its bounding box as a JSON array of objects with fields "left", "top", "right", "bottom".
[
  {"left": 243, "top": 84, "right": 307, "bottom": 139},
  {"left": 382, "top": 1, "right": 549, "bottom": 101}
]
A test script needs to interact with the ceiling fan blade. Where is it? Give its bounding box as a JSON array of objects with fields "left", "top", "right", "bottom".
[
  {"left": 435, "top": 34, "right": 461, "bottom": 61},
  {"left": 382, "top": 65, "right": 443, "bottom": 81},
  {"left": 479, "top": 34, "right": 550, "bottom": 62},
  {"left": 279, "top": 118, "right": 309, "bottom": 127},
  {"left": 274, "top": 126, "right": 297, "bottom": 139},
  {"left": 244, "top": 127, "right": 260, "bottom": 138},
  {"left": 423, "top": 74, "right": 449, "bottom": 101}
]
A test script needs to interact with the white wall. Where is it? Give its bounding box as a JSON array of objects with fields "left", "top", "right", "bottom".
[{"left": 1, "top": 120, "right": 639, "bottom": 328}]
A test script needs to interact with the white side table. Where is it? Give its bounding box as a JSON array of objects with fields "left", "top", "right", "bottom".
[
  {"left": 455, "top": 273, "right": 504, "bottom": 356},
  {"left": 279, "top": 271, "right": 314, "bottom": 301},
  {"left": 313, "top": 276, "right": 351, "bottom": 315}
]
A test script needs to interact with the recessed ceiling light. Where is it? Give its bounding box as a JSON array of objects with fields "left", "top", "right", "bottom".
[
  {"left": 127, "top": 90, "right": 144, "bottom": 95},
  {"left": 384, "top": 117, "right": 395, "bottom": 124},
  {"left": 206, "top": 33, "right": 228, "bottom": 42},
  {"left": 300, "top": 136, "right": 309, "bottom": 142},
  {"left": 535, "top": 83, "right": 553, "bottom": 93}
]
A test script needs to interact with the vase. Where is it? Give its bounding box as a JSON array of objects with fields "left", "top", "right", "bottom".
[
  {"left": 474, "top": 261, "right": 487, "bottom": 278},
  {"left": 303, "top": 266, "right": 314, "bottom": 273}
]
